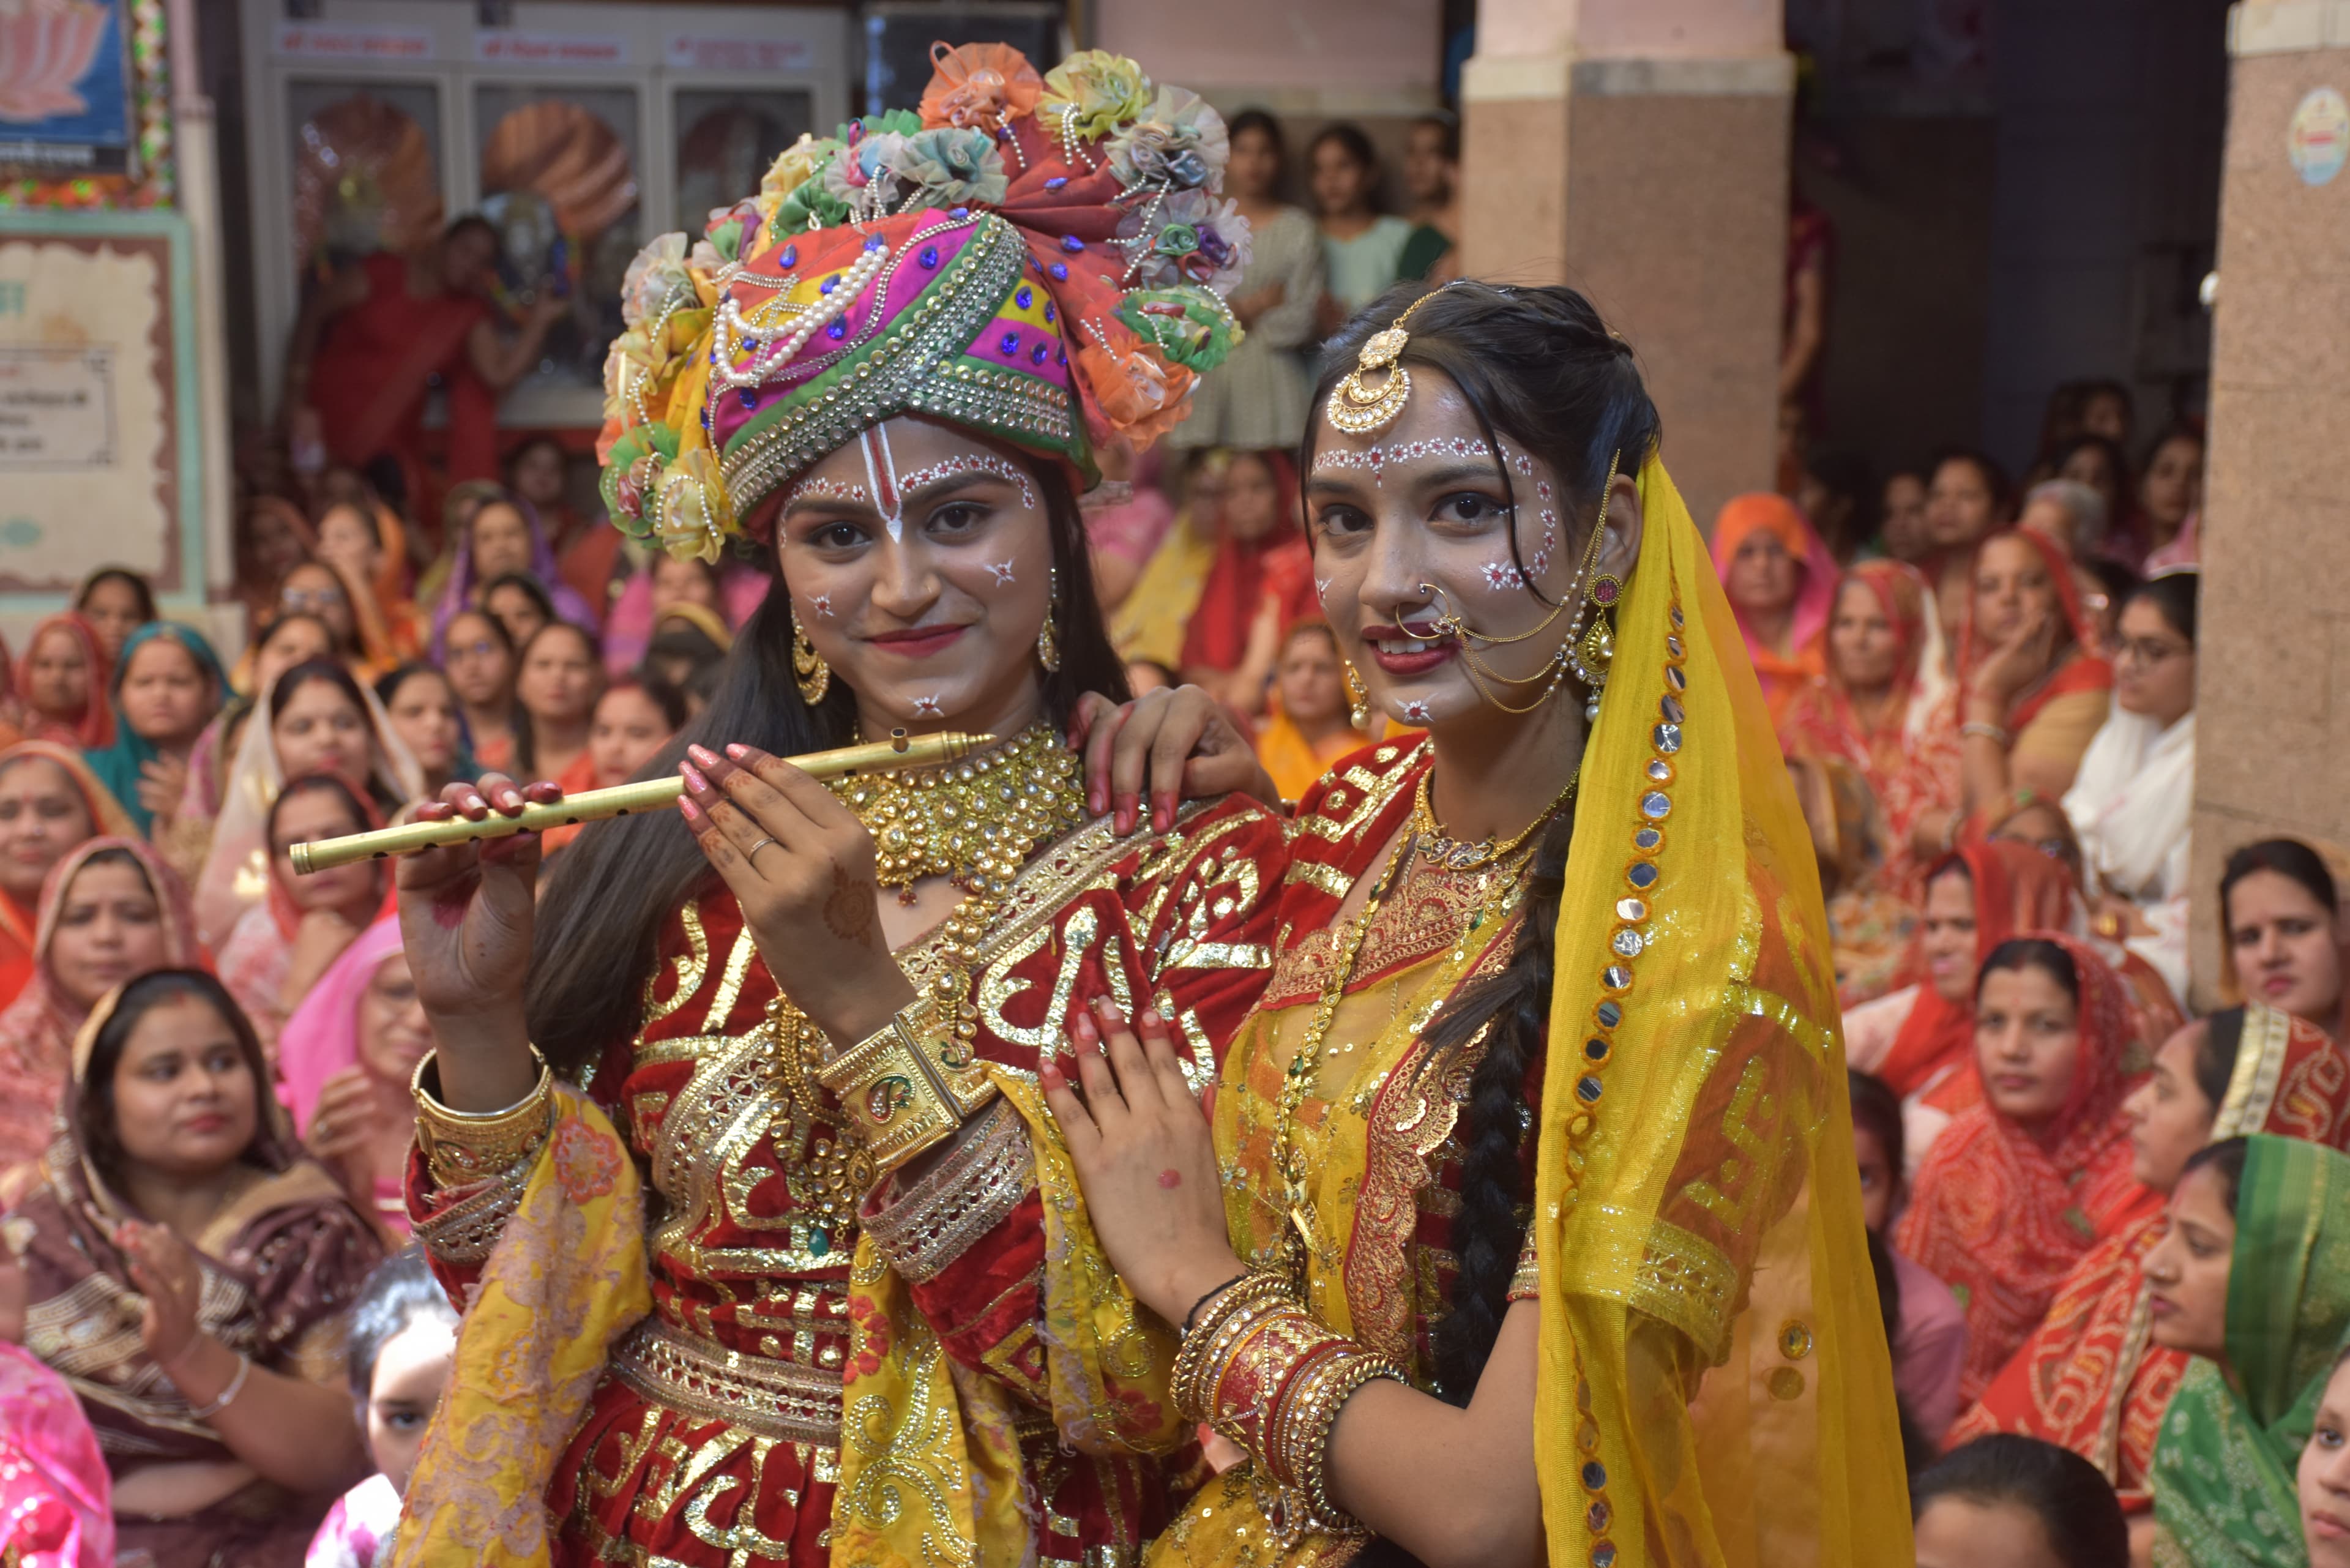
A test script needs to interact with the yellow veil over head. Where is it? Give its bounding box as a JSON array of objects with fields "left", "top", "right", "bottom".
[{"left": 1533, "top": 452, "right": 1911, "bottom": 1566}]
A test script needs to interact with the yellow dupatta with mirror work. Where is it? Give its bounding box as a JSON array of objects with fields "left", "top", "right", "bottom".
[{"left": 1151, "top": 455, "right": 1911, "bottom": 1567}]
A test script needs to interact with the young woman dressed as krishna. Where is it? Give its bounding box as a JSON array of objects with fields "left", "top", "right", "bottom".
[
  {"left": 384, "top": 43, "right": 1291, "bottom": 1568},
  {"left": 1050, "top": 282, "right": 1914, "bottom": 1566}
]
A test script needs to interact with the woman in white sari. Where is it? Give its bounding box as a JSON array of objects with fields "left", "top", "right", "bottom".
[{"left": 2064, "top": 569, "right": 2195, "bottom": 1002}]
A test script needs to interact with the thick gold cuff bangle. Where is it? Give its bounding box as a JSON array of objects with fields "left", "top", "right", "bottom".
[
  {"left": 411, "top": 1047, "right": 554, "bottom": 1189},
  {"left": 816, "top": 998, "right": 977, "bottom": 1173}
]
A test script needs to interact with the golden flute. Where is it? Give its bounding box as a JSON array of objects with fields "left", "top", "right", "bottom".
[{"left": 289, "top": 730, "right": 996, "bottom": 875}]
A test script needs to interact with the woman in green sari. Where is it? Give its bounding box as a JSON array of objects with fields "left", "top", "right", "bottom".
[{"left": 2142, "top": 1132, "right": 2350, "bottom": 1567}]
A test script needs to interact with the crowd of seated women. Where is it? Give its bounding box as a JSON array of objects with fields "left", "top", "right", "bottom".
[
  {"left": 1, "top": 385, "right": 2341, "bottom": 1568},
  {"left": 0, "top": 446, "right": 706, "bottom": 1564}
]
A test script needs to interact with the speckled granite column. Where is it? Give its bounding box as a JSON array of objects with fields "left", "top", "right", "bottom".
[{"left": 2188, "top": 3, "right": 2350, "bottom": 1001}]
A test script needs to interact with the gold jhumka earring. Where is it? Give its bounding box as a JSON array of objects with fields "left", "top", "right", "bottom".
[
  {"left": 1342, "top": 662, "right": 1371, "bottom": 729},
  {"left": 792, "top": 610, "right": 831, "bottom": 704},
  {"left": 1037, "top": 565, "right": 1062, "bottom": 673}
]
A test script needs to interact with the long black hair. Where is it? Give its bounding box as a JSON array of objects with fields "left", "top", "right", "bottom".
[
  {"left": 1307, "top": 284, "right": 1662, "bottom": 1406},
  {"left": 527, "top": 457, "right": 1126, "bottom": 1073}
]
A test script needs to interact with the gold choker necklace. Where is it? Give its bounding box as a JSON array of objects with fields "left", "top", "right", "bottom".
[
  {"left": 1407, "top": 769, "right": 1578, "bottom": 873},
  {"left": 829, "top": 719, "right": 1087, "bottom": 898}
]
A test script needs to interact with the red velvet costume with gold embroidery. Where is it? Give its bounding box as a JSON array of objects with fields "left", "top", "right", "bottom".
[{"left": 408, "top": 798, "right": 1284, "bottom": 1566}]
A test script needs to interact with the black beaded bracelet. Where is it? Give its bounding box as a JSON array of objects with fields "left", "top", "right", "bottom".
[{"left": 1182, "top": 1271, "right": 1252, "bottom": 1336}]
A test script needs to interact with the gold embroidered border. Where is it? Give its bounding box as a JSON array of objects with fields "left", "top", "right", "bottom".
[
  {"left": 1571, "top": 1203, "right": 1739, "bottom": 1365},
  {"left": 610, "top": 1316, "right": 844, "bottom": 1448},
  {"left": 860, "top": 1100, "right": 1035, "bottom": 1283}
]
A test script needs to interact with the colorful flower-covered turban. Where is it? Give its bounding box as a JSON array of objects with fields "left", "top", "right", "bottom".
[{"left": 599, "top": 43, "right": 1248, "bottom": 562}]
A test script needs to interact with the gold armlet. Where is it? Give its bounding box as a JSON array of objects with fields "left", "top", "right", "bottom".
[
  {"left": 411, "top": 1047, "right": 554, "bottom": 1189},
  {"left": 815, "top": 995, "right": 993, "bottom": 1173},
  {"left": 1172, "top": 1269, "right": 1406, "bottom": 1545}
]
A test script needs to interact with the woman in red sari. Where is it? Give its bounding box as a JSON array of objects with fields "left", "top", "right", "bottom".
[
  {"left": 1958, "top": 528, "right": 2113, "bottom": 812},
  {"left": 1897, "top": 931, "right": 2158, "bottom": 1402},
  {"left": 1176, "top": 448, "right": 1313, "bottom": 712},
  {"left": 16, "top": 614, "right": 111, "bottom": 751},
  {"left": 1945, "top": 1004, "right": 2350, "bottom": 1503},
  {"left": 1780, "top": 560, "right": 1961, "bottom": 893},
  {"left": 1710, "top": 490, "right": 1838, "bottom": 720},
  {"left": 283, "top": 216, "right": 566, "bottom": 502},
  {"left": 1844, "top": 838, "right": 2078, "bottom": 1171}
]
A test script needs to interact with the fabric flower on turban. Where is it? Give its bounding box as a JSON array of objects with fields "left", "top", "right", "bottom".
[
  {"left": 898, "top": 127, "right": 1009, "bottom": 209},
  {"left": 599, "top": 422, "right": 679, "bottom": 534},
  {"left": 758, "top": 133, "right": 843, "bottom": 225},
  {"left": 1039, "top": 51, "right": 1153, "bottom": 141},
  {"left": 1115, "top": 288, "right": 1241, "bottom": 373},
  {"left": 1076, "top": 338, "right": 1197, "bottom": 447},
  {"left": 620, "top": 233, "right": 696, "bottom": 329},
  {"left": 701, "top": 199, "right": 767, "bottom": 264},
  {"left": 919, "top": 42, "right": 1043, "bottom": 133},
  {"left": 1121, "top": 190, "right": 1252, "bottom": 296},
  {"left": 655, "top": 447, "right": 735, "bottom": 564},
  {"left": 605, "top": 234, "right": 717, "bottom": 433},
  {"left": 1105, "top": 86, "right": 1228, "bottom": 193}
]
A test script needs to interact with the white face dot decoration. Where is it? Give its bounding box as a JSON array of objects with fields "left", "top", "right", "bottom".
[
  {"left": 893, "top": 454, "right": 1038, "bottom": 513},
  {"left": 1482, "top": 560, "right": 1525, "bottom": 592},
  {"left": 1400, "top": 699, "right": 1433, "bottom": 723},
  {"left": 985, "top": 560, "right": 1018, "bottom": 587},
  {"left": 807, "top": 592, "right": 834, "bottom": 618},
  {"left": 911, "top": 693, "right": 944, "bottom": 716}
]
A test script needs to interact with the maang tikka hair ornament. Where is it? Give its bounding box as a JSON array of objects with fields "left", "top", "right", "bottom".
[
  {"left": 1400, "top": 448, "right": 1624, "bottom": 718},
  {"left": 1326, "top": 288, "right": 1447, "bottom": 436}
]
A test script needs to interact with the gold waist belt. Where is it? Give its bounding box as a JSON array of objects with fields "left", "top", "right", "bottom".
[{"left": 609, "top": 1317, "right": 844, "bottom": 1449}]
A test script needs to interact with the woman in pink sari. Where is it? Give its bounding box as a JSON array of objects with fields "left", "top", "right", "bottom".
[
  {"left": 277, "top": 916, "right": 421, "bottom": 1236},
  {"left": 0, "top": 1336, "right": 113, "bottom": 1568},
  {"left": 0, "top": 837, "right": 204, "bottom": 1181}
]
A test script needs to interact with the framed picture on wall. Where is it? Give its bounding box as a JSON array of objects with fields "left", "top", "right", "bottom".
[{"left": 0, "top": 0, "right": 141, "bottom": 181}]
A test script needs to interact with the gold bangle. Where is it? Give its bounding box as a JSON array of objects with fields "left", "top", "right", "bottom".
[
  {"left": 1172, "top": 1270, "right": 1293, "bottom": 1422},
  {"left": 1264, "top": 1345, "right": 1408, "bottom": 1542},
  {"left": 815, "top": 998, "right": 971, "bottom": 1173},
  {"left": 412, "top": 1048, "right": 554, "bottom": 1188}
]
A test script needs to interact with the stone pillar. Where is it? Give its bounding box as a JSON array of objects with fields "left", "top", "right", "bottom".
[
  {"left": 2187, "top": 2, "right": 2350, "bottom": 1001},
  {"left": 1460, "top": 0, "right": 1792, "bottom": 528}
]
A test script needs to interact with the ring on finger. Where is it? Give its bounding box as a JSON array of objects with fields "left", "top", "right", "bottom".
[{"left": 747, "top": 836, "right": 781, "bottom": 868}]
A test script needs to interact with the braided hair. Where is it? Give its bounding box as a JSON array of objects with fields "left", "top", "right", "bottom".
[{"left": 1302, "top": 283, "right": 1661, "bottom": 1408}]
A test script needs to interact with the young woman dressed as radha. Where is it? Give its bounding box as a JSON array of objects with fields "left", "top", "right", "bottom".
[
  {"left": 1045, "top": 281, "right": 1913, "bottom": 1567},
  {"left": 383, "top": 42, "right": 1297, "bottom": 1568}
]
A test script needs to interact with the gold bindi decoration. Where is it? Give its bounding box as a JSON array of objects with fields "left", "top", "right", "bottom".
[{"left": 1326, "top": 289, "right": 1445, "bottom": 435}]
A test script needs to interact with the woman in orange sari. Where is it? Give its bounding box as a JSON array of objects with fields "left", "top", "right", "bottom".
[
  {"left": 1710, "top": 490, "right": 1838, "bottom": 720},
  {"left": 1945, "top": 1004, "right": 2350, "bottom": 1503},
  {"left": 1897, "top": 931, "right": 2159, "bottom": 1402},
  {"left": 0, "top": 743, "right": 136, "bottom": 1012},
  {"left": 1959, "top": 528, "right": 2113, "bottom": 812},
  {"left": 317, "top": 495, "right": 423, "bottom": 661},
  {"left": 1844, "top": 837, "right": 2078, "bottom": 1171},
  {"left": 1251, "top": 621, "right": 1370, "bottom": 801}
]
